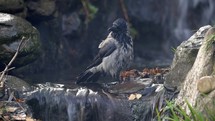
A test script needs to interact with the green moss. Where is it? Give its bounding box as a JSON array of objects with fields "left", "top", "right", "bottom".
[
  {"left": 205, "top": 34, "right": 215, "bottom": 51},
  {"left": 80, "top": 0, "right": 98, "bottom": 24}
]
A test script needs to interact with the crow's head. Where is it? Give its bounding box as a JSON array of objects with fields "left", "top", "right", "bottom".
[{"left": 108, "top": 18, "right": 128, "bottom": 33}]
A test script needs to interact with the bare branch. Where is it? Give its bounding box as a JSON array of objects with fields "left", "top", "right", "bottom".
[
  {"left": 0, "top": 37, "right": 25, "bottom": 87},
  {"left": 0, "top": 67, "right": 15, "bottom": 74}
]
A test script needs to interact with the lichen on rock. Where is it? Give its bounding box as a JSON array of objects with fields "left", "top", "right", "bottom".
[{"left": 0, "top": 13, "right": 41, "bottom": 70}]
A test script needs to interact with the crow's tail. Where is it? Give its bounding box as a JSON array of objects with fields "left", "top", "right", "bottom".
[{"left": 76, "top": 70, "right": 101, "bottom": 84}]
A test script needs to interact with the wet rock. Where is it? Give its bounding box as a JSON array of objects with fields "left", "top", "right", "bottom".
[
  {"left": 197, "top": 76, "right": 215, "bottom": 94},
  {"left": 0, "top": 0, "right": 26, "bottom": 18},
  {"left": 0, "top": 13, "right": 41, "bottom": 70},
  {"left": 25, "top": 83, "right": 133, "bottom": 121},
  {"left": 108, "top": 78, "right": 153, "bottom": 94},
  {"left": 21, "top": 77, "right": 181, "bottom": 121},
  {"left": 175, "top": 27, "right": 215, "bottom": 114},
  {"left": 164, "top": 25, "right": 211, "bottom": 88}
]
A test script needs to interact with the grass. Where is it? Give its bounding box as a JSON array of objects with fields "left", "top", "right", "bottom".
[{"left": 156, "top": 100, "right": 215, "bottom": 121}]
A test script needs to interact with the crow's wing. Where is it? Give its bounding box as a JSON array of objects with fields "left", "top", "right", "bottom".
[{"left": 86, "top": 38, "right": 117, "bottom": 70}]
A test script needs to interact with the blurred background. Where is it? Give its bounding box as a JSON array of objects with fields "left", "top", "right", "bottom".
[{"left": 1, "top": 0, "right": 215, "bottom": 83}]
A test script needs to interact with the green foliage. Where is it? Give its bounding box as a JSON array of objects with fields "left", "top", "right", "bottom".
[
  {"left": 156, "top": 100, "right": 215, "bottom": 121},
  {"left": 80, "top": 0, "right": 98, "bottom": 24},
  {"left": 204, "top": 100, "right": 215, "bottom": 121},
  {"left": 129, "top": 25, "right": 138, "bottom": 39},
  {"left": 206, "top": 34, "right": 215, "bottom": 51},
  {"left": 88, "top": 3, "right": 98, "bottom": 19},
  {"left": 171, "top": 47, "right": 176, "bottom": 53}
]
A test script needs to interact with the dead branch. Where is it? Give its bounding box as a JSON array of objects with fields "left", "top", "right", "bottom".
[
  {"left": 0, "top": 67, "right": 15, "bottom": 74},
  {"left": 0, "top": 37, "right": 25, "bottom": 87}
]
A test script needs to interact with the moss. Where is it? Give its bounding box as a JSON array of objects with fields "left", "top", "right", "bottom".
[{"left": 205, "top": 34, "right": 215, "bottom": 51}]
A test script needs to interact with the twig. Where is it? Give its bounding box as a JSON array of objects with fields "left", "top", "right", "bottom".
[
  {"left": 0, "top": 67, "right": 15, "bottom": 74},
  {"left": 80, "top": 0, "right": 90, "bottom": 24},
  {"left": 8, "top": 91, "right": 14, "bottom": 102},
  {"left": 0, "top": 37, "right": 25, "bottom": 87}
]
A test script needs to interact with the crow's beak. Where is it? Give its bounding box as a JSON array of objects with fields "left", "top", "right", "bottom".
[{"left": 108, "top": 26, "right": 117, "bottom": 32}]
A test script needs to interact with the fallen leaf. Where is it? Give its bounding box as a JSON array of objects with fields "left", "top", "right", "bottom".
[
  {"left": 128, "top": 94, "right": 136, "bottom": 100},
  {"left": 135, "top": 93, "right": 142, "bottom": 99}
]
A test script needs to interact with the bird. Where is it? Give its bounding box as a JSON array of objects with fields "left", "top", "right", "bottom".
[{"left": 76, "top": 18, "right": 133, "bottom": 84}]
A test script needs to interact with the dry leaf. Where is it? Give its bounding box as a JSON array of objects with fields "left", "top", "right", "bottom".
[
  {"left": 128, "top": 94, "right": 136, "bottom": 100},
  {"left": 135, "top": 93, "right": 142, "bottom": 99}
]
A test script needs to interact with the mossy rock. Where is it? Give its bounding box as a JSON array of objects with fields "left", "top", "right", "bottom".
[{"left": 0, "top": 13, "right": 41, "bottom": 70}]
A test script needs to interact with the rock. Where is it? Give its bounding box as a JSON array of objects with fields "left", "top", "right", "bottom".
[
  {"left": 5, "top": 75, "right": 32, "bottom": 92},
  {"left": 0, "top": 75, "right": 32, "bottom": 100},
  {"left": 0, "top": 13, "right": 41, "bottom": 70},
  {"left": 24, "top": 82, "right": 174, "bottom": 121},
  {"left": 197, "top": 76, "right": 215, "bottom": 94},
  {"left": 26, "top": 0, "right": 56, "bottom": 19},
  {"left": 0, "top": 0, "right": 26, "bottom": 17},
  {"left": 164, "top": 25, "right": 212, "bottom": 88},
  {"left": 175, "top": 27, "right": 215, "bottom": 114},
  {"left": 108, "top": 78, "right": 153, "bottom": 94},
  {"left": 196, "top": 90, "right": 215, "bottom": 118},
  {"left": 25, "top": 83, "right": 133, "bottom": 121}
]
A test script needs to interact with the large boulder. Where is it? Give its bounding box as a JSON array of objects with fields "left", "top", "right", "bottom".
[
  {"left": 0, "top": 13, "right": 41, "bottom": 71},
  {"left": 175, "top": 27, "right": 215, "bottom": 114},
  {"left": 164, "top": 25, "right": 211, "bottom": 88}
]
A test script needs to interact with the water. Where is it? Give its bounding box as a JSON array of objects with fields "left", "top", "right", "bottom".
[
  {"left": 24, "top": 83, "right": 132, "bottom": 121},
  {"left": 174, "top": 0, "right": 215, "bottom": 42}
]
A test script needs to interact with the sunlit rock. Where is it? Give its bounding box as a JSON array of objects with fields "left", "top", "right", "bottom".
[
  {"left": 175, "top": 27, "right": 215, "bottom": 114},
  {"left": 197, "top": 76, "right": 215, "bottom": 94},
  {"left": 165, "top": 25, "right": 211, "bottom": 88}
]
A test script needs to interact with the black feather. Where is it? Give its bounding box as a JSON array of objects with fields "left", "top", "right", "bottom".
[{"left": 76, "top": 71, "right": 101, "bottom": 84}]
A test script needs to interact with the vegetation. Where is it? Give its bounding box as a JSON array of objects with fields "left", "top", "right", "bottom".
[
  {"left": 156, "top": 100, "right": 215, "bottom": 121},
  {"left": 205, "top": 34, "right": 215, "bottom": 51},
  {"left": 80, "top": 0, "right": 98, "bottom": 24}
]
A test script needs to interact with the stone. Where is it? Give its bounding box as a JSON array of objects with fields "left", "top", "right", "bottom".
[
  {"left": 27, "top": 0, "right": 56, "bottom": 17},
  {"left": 196, "top": 90, "right": 215, "bottom": 119},
  {"left": 175, "top": 27, "right": 215, "bottom": 114},
  {"left": 108, "top": 78, "right": 153, "bottom": 94},
  {"left": 197, "top": 76, "right": 215, "bottom": 94},
  {"left": 0, "top": 13, "right": 41, "bottom": 70},
  {"left": 5, "top": 75, "right": 32, "bottom": 92},
  {"left": 0, "top": 0, "right": 26, "bottom": 18},
  {"left": 164, "top": 25, "right": 212, "bottom": 88}
]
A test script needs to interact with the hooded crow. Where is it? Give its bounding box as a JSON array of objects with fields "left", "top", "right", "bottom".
[{"left": 76, "top": 18, "right": 133, "bottom": 84}]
